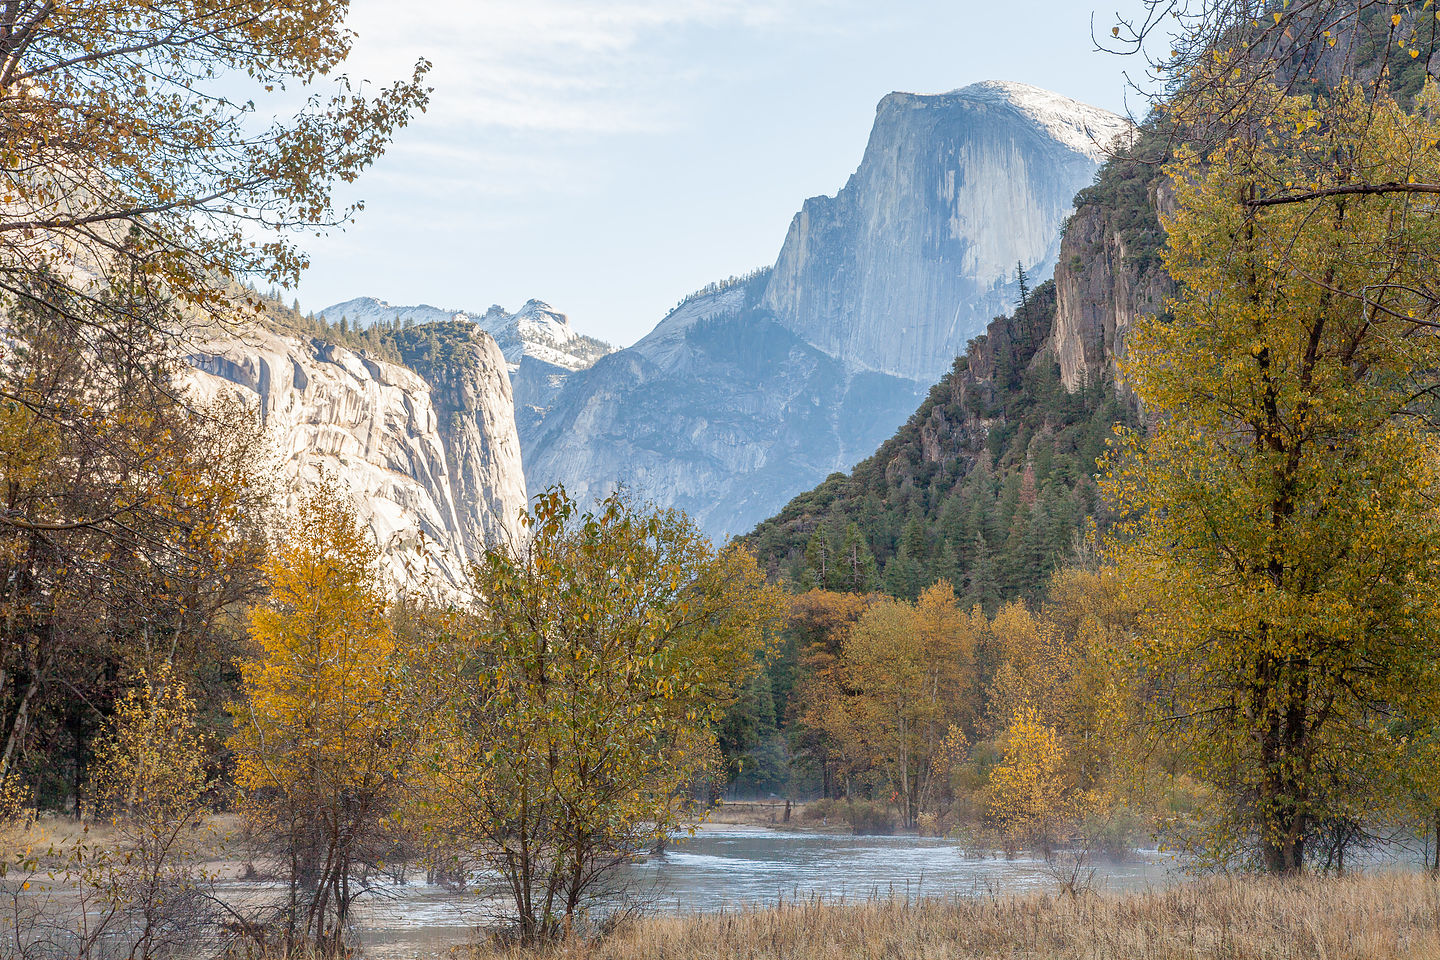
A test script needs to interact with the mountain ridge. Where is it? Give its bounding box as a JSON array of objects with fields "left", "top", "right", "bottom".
[{"left": 743, "top": 121, "right": 1175, "bottom": 601}]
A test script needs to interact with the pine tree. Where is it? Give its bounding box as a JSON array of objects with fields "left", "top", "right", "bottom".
[
  {"left": 900, "top": 516, "right": 926, "bottom": 563},
  {"left": 1015, "top": 261, "right": 1032, "bottom": 321},
  {"left": 837, "top": 522, "right": 879, "bottom": 593},
  {"left": 804, "top": 525, "right": 836, "bottom": 591},
  {"left": 935, "top": 538, "right": 962, "bottom": 589},
  {"left": 965, "top": 536, "right": 998, "bottom": 613}
]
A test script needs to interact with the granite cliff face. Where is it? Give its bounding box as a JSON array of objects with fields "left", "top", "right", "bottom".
[
  {"left": 184, "top": 325, "right": 527, "bottom": 587},
  {"left": 760, "top": 81, "right": 1132, "bottom": 384},
  {"left": 1049, "top": 149, "right": 1176, "bottom": 396},
  {"left": 523, "top": 82, "right": 1127, "bottom": 540}
]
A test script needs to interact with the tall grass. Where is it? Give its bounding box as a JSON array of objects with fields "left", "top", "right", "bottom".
[{"left": 468, "top": 871, "right": 1440, "bottom": 960}]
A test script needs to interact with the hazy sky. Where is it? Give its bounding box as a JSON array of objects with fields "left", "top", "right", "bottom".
[{"left": 296, "top": 0, "right": 1155, "bottom": 347}]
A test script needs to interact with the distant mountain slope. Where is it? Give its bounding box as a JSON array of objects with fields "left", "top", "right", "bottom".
[
  {"left": 524, "top": 81, "right": 1128, "bottom": 541},
  {"left": 522, "top": 275, "right": 927, "bottom": 537},
  {"left": 318, "top": 296, "right": 611, "bottom": 372},
  {"left": 743, "top": 279, "right": 1135, "bottom": 606}
]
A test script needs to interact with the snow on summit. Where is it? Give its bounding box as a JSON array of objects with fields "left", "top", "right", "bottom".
[
  {"left": 317, "top": 296, "right": 612, "bottom": 373},
  {"left": 949, "top": 80, "right": 1133, "bottom": 161}
]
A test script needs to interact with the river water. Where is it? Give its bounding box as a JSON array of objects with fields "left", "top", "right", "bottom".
[{"left": 348, "top": 826, "right": 1175, "bottom": 958}]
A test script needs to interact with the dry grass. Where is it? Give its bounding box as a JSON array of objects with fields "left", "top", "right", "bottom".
[
  {"left": 703, "top": 801, "right": 807, "bottom": 827},
  {"left": 2, "top": 812, "right": 247, "bottom": 872},
  {"left": 468, "top": 872, "right": 1440, "bottom": 960}
]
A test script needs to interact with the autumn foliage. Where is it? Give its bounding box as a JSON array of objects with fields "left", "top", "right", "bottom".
[
  {"left": 230, "top": 483, "right": 424, "bottom": 954},
  {"left": 1103, "top": 78, "right": 1440, "bottom": 874},
  {"left": 422, "top": 488, "right": 785, "bottom": 943}
]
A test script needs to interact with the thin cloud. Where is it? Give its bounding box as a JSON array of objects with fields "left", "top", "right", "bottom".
[{"left": 341, "top": 0, "right": 847, "bottom": 136}]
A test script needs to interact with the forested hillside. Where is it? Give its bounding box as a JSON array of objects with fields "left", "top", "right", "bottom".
[{"left": 745, "top": 277, "right": 1136, "bottom": 609}]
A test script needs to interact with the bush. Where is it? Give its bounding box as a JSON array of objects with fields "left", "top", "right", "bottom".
[
  {"left": 798, "top": 798, "right": 898, "bottom": 834},
  {"left": 800, "top": 798, "right": 842, "bottom": 823},
  {"left": 844, "top": 800, "right": 898, "bottom": 835}
]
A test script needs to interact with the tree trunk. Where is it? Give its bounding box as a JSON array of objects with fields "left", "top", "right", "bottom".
[
  {"left": 0, "top": 674, "right": 35, "bottom": 782},
  {"left": 898, "top": 712, "right": 909, "bottom": 828}
]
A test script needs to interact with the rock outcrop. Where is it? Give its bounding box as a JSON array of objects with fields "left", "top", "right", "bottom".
[
  {"left": 184, "top": 324, "right": 527, "bottom": 587},
  {"left": 1050, "top": 156, "right": 1176, "bottom": 396}
]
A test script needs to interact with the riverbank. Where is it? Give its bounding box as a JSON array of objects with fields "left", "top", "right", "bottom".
[
  {"left": 704, "top": 800, "right": 814, "bottom": 828},
  {"left": 705, "top": 799, "right": 904, "bottom": 834},
  {"left": 465, "top": 871, "right": 1440, "bottom": 960}
]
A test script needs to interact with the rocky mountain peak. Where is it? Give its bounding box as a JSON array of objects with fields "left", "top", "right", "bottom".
[
  {"left": 758, "top": 81, "right": 1130, "bottom": 385},
  {"left": 938, "top": 81, "right": 1133, "bottom": 161}
]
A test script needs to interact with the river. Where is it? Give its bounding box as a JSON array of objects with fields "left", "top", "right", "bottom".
[{"left": 348, "top": 826, "right": 1175, "bottom": 958}]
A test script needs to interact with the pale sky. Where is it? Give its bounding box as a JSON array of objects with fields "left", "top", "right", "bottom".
[{"left": 294, "top": 0, "right": 1156, "bottom": 348}]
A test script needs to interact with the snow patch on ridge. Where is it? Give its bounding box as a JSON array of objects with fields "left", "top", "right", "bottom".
[
  {"left": 949, "top": 80, "right": 1133, "bottom": 161},
  {"left": 318, "top": 296, "right": 613, "bottom": 374}
]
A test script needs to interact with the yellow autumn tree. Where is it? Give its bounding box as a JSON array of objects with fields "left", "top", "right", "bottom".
[
  {"left": 1103, "top": 79, "right": 1440, "bottom": 873},
  {"left": 0, "top": 0, "right": 429, "bottom": 318},
  {"left": 427, "top": 487, "right": 784, "bottom": 944},
  {"left": 987, "top": 704, "right": 1075, "bottom": 849},
  {"left": 984, "top": 600, "right": 1069, "bottom": 732},
  {"left": 91, "top": 663, "right": 210, "bottom": 826},
  {"left": 230, "top": 483, "right": 421, "bottom": 956},
  {"left": 832, "top": 582, "right": 981, "bottom": 827},
  {"left": 789, "top": 590, "right": 879, "bottom": 799}
]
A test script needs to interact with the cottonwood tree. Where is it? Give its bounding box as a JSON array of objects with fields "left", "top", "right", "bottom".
[
  {"left": 788, "top": 590, "right": 878, "bottom": 798},
  {"left": 1106, "top": 1, "right": 1436, "bottom": 115},
  {"left": 987, "top": 704, "right": 1077, "bottom": 850},
  {"left": 1102, "top": 79, "right": 1440, "bottom": 872},
  {"left": 1106, "top": 1, "right": 1440, "bottom": 216},
  {"left": 428, "top": 488, "right": 783, "bottom": 944},
  {"left": 819, "top": 582, "right": 981, "bottom": 827},
  {"left": 0, "top": 663, "right": 218, "bottom": 960},
  {"left": 230, "top": 484, "right": 424, "bottom": 955},
  {"left": 86, "top": 662, "right": 218, "bottom": 960}
]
